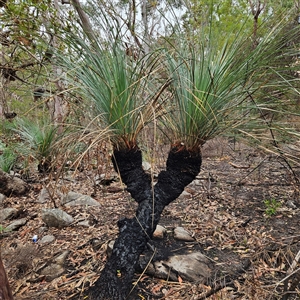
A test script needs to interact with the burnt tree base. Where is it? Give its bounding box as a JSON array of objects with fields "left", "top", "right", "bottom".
[{"left": 89, "top": 146, "right": 201, "bottom": 300}]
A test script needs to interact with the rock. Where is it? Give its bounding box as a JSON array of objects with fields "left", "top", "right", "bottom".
[
  {"left": 5, "top": 218, "right": 27, "bottom": 231},
  {"left": 174, "top": 226, "right": 194, "bottom": 242},
  {"left": 38, "top": 227, "right": 48, "bottom": 234},
  {"left": 77, "top": 220, "right": 90, "bottom": 227},
  {"left": 0, "top": 208, "right": 17, "bottom": 222},
  {"left": 192, "top": 179, "right": 201, "bottom": 186},
  {"left": 53, "top": 250, "right": 70, "bottom": 265},
  {"left": 0, "top": 193, "right": 6, "bottom": 205},
  {"left": 143, "top": 262, "right": 156, "bottom": 275},
  {"left": 153, "top": 225, "right": 166, "bottom": 239},
  {"left": 95, "top": 174, "right": 118, "bottom": 186},
  {"left": 42, "top": 208, "right": 74, "bottom": 228},
  {"left": 39, "top": 250, "right": 69, "bottom": 281},
  {"left": 152, "top": 252, "right": 211, "bottom": 282},
  {"left": 40, "top": 235, "right": 55, "bottom": 244},
  {"left": 61, "top": 191, "right": 100, "bottom": 207},
  {"left": 94, "top": 173, "right": 105, "bottom": 185},
  {"left": 38, "top": 188, "right": 51, "bottom": 203},
  {"left": 286, "top": 200, "right": 297, "bottom": 209},
  {"left": 40, "top": 263, "right": 65, "bottom": 281},
  {"left": 150, "top": 260, "right": 178, "bottom": 281},
  {"left": 0, "top": 169, "right": 28, "bottom": 196},
  {"left": 178, "top": 190, "right": 191, "bottom": 200},
  {"left": 90, "top": 238, "right": 102, "bottom": 251},
  {"left": 142, "top": 161, "right": 151, "bottom": 171},
  {"left": 107, "top": 240, "right": 115, "bottom": 257}
]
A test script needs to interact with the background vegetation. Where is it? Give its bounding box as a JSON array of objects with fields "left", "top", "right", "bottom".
[{"left": 1, "top": 0, "right": 300, "bottom": 175}]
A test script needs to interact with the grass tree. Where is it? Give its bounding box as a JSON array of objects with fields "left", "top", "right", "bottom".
[
  {"left": 0, "top": 141, "right": 17, "bottom": 173},
  {"left": 11, "top": 117, "right": 60, "bottom": 173},
  {"left": 60, "top": 10, "right": 299, "bottom": 300},
  {"left": 60, "top": 34, "right": 172, "bottom": 298}
]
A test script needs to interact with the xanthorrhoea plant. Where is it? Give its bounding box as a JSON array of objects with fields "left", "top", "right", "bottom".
[
  {"left": 164, "top": 17, "right": 300, "bottom": 153},
  {"left": 0, "top": 142, "right": 17, "bottom": 173},
  {"left": 61, "top": 35, "right": 165, "bottom": 150},
  {"left": 110, "top": 18, "right": 299, "bottom": 300},
  {"left": 12, "top": 117, "right": 59, "bottom": 173},
  {"left": 59, "top": 24, "right": 173, "bottom": 298},
  {"left": 60, "top": 6, "right": 299, "bottom": 300}
]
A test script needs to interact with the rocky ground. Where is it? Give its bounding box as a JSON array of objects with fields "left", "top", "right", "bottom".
[{"left": 1, "top": 137, "right": 300, "bottom": 300}]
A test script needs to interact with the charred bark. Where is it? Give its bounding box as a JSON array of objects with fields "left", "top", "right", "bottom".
[{"left": 89, "top": 146, "right": 201, "bottom": 299}]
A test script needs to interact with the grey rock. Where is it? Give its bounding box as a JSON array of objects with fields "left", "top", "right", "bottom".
[
  {"left": 151, "top": 261, "right": 178, "bottom": 281},
  {"left": 40, "top": 263, "right": 64, "bottom": 281},
  {"left": 109, "top": 236, "right": 210, "bottom": 283},
  {"left": 0, "top": 207, "right": 17, "bottom": 222},
  {"left": 178, "top": 190, "right": 191, "bottom": 200},
  {"left": 95, "top": 173, "right": 105, "bottom": 185},
  {"left": 153, "top": 225, "right": 166, "bottom": 239},
  {"left": 38, "top": 227, "right": 48, "bottom": 234},
  {"left": 38, "top": 188, "right": 51, "bottom": 203},
  {"left": 107, "top": 240, "right": 115, "bottom": 257},
  {"left": 61, "top": 191, "right": 100, "bottom": 207},
  {"left": 77, "top": 220, "right": 90, "bottom": 227},
  {"left": 142, "top": 161, "right": 151, "bottom": 171},
  {"left": 5, "top": 218, "right": 27, "bottom": 231},
  {"left": 152, "top": 252, "right": 210, "bottom": 282},
  {"left": 90, "top": 238, "right": 101, "bottom": 250},
  {"left": 39, "top": 250, "right": 69, "bottom": 281},
  {"left": 192, "top": 179, "right": 202, "bottom": 186},
  {"left": 0, "top": 193, "right": 6, "bottom": 205},
  {"left": 174, "top": 226, "right": 194, "bottom": 242},
  {"left": 144, "top": 262, "right": 156, "bottom": 275},
  {"left": 286, "top": 200, "right": 297, "bottom": 209},
  {"left": 40, "top": 235, "right": 55, "bottom": 244},
  {"left": 54, "top": 250, "right": 70, "bottom": 265},
  {"left": 42, "top": 208, "right": 74, "bottom": 228},
  {"left": 1, "top": 171, "right": 28, "bottom": 196}
]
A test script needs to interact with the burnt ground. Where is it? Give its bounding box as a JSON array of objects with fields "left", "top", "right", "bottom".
[{"left": 1, "top": 137, "right": 300, "bottom": 300}]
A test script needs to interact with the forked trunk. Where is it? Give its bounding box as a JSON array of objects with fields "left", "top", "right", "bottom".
[{"left": 89, "top": 145, "right": 201, "bottom": 300}]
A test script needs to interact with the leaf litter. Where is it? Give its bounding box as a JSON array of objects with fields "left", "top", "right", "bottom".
[{"left": 0, "top": 137, "right": 300, "bottom": 299}]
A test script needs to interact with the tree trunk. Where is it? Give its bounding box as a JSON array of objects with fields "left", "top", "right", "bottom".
[
  {"left": 71, "top": 0, "right": 98, "bottom": 49},
  {"left": 0, "top": 169, "right": 28, "bottom": 196},
  {"left": 248, "top": 0, "right": 266, "bottom": 48},
  {"left": 88, "top": 145, "right": 201, "bottom": 299},
  {"left": 51, "top": 0, "right": 69, "bottom": 130},
  {"left": 0, "top": 253, "right": 13, "bottom": 300}
]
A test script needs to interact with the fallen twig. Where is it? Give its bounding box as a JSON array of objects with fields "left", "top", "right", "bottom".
[{"left": 282, "top": 249, "right": 300, "bottom": 300}]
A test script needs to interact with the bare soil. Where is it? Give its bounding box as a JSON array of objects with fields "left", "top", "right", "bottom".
[{"left": 1, "top": 138, "right": 300, "bottom": 300}]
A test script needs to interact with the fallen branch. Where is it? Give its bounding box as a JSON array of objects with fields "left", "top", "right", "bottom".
[{"left": 229, "top": 162, "right": 250, "bottom": 169}]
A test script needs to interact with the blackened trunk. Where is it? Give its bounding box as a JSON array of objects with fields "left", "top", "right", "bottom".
[{"left": 89, "top": 146, "right": 201, "bottom": 300}]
